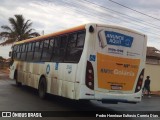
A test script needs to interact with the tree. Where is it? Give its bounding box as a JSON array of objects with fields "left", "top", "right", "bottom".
[
  {"left": 0, "top": 15, "right": 40, "bottom": 46},
  {"left": 0, "top": 56, "right": 5, "bottom": 62}
]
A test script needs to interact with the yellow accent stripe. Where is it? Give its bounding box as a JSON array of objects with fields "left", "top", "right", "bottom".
[{"left": 14, "top": 24, "right": 86, "bottom": 45}]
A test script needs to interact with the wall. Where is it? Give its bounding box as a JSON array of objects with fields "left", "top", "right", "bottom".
[{"left": 144, "top": 64, "right": 160, "bottom": 91}]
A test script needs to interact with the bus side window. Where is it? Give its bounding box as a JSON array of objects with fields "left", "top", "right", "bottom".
[
  {"left": 77, "top": 31, "right": 85, "bottom": 47},
  {"left": 60, "top": 35, "right": 68, "bottom": 60},
  {"left": 13, "top": 45, "right": 17, "bottom": 59},
  {"left": 21, "top": 44, "right": 27, "bottom": 61},
  {"left": 49, "top": 38, "right": 54, "bottom": 61},
  {"left": 49, "top": 38, "right": 54, "bottom": 50},
  {"left": 65, "top": 30, "right": 85, "bottom": 63},
  {"left": 64, "top": 33, "right": 77, "bottom": 62},
  {"left": 41, "top": 39, "right": 51, "bottom": 61},
  {"left": 33, "top": 41, "right": 40, "bottom": 61},
  {"left": 32, "top": 42, "right": 35, "bottom": 52},
  {"left": 25, "top": 44, "right": 28, "bottom": 60},
  {"left": 39, "top": 41, "right": 44, "bottom": 60},
  {"left": 17, "top": 45, "right": 22, "bottom": 60},
  {"left": 26, "top": 43, "right": 33, "bottom": 61},
  {"left": 15, "top": 45, "right": 19, "bottom": 59},
  {"left": 52, "top": 37, "right": 62, "bottom": 62},
  {"left": 68, "top": 33, "right": 77, "bottom": 47},
  {"left": 21, "top": 44, "right": 24, "bottom": 60}
]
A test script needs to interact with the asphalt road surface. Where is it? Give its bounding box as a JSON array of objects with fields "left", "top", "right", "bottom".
[{"left": 0, "top": 71, "right": 160, "bottom": 120}]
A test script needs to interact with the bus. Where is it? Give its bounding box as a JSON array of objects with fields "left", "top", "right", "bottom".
[{"left": 9, "top": 23, "right": 147, "bottom": 104}]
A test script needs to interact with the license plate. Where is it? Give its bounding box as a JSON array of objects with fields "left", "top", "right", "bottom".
[{"left": 111, "top": 85, "right": 122, "bottom": 90}]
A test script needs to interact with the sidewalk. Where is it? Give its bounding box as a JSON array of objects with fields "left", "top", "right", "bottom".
[
  {"left": 151, "top": 91, "right": 160, "bottom": 96},
  {"left": 0, "top": 68, "right": 10, "bottom": 80},
  {"left": 143, "top": 91, "right": 160, "bottom": 97}
]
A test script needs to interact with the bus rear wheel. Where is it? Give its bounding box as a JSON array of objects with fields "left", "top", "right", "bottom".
[{"left": 38, "top": 77, "right": 47, "bottom": 99}]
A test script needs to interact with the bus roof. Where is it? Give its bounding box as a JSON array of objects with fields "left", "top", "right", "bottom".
[
  {"left": 14, "top": 24, "right": 85, "bottom": 45},
  {"left": 13, "top": 23, "right": 146, "bottom": 45}
]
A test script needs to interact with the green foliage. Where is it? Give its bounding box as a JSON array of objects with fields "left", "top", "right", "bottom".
[
  {"left": 0, "top": 56, "right": 5, "bottom": 61},
  {"left": 0, "top": 15, "right": 40, "bottom": 46}
]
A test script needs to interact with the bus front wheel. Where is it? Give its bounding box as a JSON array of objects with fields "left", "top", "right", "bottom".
[
  {"left": 14, "top": 70, "right": 21, "bottom": 87},
  {"left": 38, "top": 77, "right": 47, "bottom": 99}
]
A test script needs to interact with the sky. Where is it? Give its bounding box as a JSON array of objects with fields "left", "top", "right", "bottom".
[{"left": 0, "top": 0, "right": 160, "bottom": 58}]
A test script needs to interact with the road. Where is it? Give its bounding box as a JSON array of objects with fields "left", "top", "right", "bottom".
[{"left": 0, "top": 71, "right": 160, "bottom": 120}]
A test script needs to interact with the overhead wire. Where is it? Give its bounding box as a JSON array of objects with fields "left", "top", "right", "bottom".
[
  {"left": 39, "top": 0, "right": 160, "bottom": 39},
  {"left": 108, "top": 0, "right": 160, "bottom": 21},
  {"left": 83, "top": 0, "right": 160, "bottom": 29},
  {"left": 79, "top": 0, "right": 160, "bottom": 37},
  {"left": 79, "top": 0, "right": 160, "bottom": 36}
]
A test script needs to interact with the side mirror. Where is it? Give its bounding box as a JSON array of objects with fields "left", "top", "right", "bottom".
[{"left": 9, "top": 51, "right": 12, "bottom": 57}]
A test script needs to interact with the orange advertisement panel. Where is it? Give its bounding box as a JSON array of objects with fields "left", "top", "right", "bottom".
[{"left": 97, "top": 53, "right": 140, "bottom": 91}]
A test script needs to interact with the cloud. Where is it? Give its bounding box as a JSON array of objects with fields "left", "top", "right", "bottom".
[
  {"left": 1, "top": 0, "right": 160, "bottom": 58},
  {"left": 0, "top": 45, "right": 11, "bottom": 58}
]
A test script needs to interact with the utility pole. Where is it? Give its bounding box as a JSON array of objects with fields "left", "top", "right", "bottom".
[{"left": 42, "top": 30, "right": 44, "bottom": 35}]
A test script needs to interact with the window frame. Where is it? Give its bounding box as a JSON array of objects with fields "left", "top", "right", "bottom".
[{"left": 12, "top": 29, "right": 86, "bottom": 63}]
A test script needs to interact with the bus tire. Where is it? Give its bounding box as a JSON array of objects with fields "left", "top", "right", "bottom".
[
  {"left": 38, "top": 77, "right": 47, "bottom": 99},
  {"left": 14, "top": 70, "right": 21, "bottom": 87}
]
